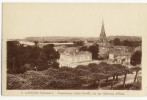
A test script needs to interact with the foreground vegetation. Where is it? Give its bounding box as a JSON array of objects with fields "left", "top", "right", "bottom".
[{"left": 7, "top": 62, "right": 141, "bottom": 90}]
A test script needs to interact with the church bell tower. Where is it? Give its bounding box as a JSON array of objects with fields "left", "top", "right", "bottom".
[
  {"left": 100, "top": 20, "right": 106, "bottom": 39},
  {"left": 99, "top": 20, "right": 108, "bottom": 47}
]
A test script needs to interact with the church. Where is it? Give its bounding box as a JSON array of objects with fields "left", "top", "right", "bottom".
[
  {"left": 97, "top": 21, "right": 111, "bottom": 59},
  {"left": 97, "top": 21, "right": 132, "bottom": 65},
  {"left": 97, "top": 20, "right": 110, "bottom": 47}
]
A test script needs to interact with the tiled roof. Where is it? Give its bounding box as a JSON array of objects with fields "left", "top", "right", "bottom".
[
  {"left": 63, "top": 47, "right": 79, "bottom": 54},
  {"left": 57, "top": 48, "right": 66, "bottom": 53},
  {"left": 109, "top": 49, "right": 131, "bottom": 56},
  {"left": 62, "top": 47, "right": 91, "bottom": 55}
]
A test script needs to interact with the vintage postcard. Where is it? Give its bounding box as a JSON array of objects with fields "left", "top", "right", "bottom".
[{"left": 2, "top": 3, "right": 147, "bottom": 96}]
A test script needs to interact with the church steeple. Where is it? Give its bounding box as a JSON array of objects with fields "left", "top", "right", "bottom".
[
  {"left": 98, "top": 20, "right": 109, "bottom": 47},
  {"left": 100, "top": 20, "right": 106, "bottom": 38}
]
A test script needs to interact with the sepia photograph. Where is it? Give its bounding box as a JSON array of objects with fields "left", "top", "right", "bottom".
[{"left": 2, "top": 3, "right": 147, "bottom": 96}]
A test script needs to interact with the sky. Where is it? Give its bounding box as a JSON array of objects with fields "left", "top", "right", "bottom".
[{"left": 2, "top": 3, "right": 147, "bottom": 39}]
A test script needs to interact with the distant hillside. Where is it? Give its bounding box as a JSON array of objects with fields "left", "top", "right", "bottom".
[
  {"left": 22, "top": 36, "right": 142, "bottom": 43},
  {"left": 25, "top": 36, "right": 98, "bottom": 42}
]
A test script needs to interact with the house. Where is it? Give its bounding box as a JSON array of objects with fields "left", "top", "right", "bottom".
[
  {"left": 59, "top": 47, "right": 92, "bottom": 68},
  {"left": 109, "top": 48, "right": 131, "bottom": 65},
  {"left": 19, "top": 41, "right": 34, "bottom": 46},
  {"left": 98, "top": 47, "right": 108, "bottom": 59}
]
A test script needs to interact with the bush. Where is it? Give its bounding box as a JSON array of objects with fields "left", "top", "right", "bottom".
[
  {"left": 99, "top": 62, "right": 109, "bottom": 67},
  {"left": 19, "top": 71, "right": 52, "bottom": 89},
  {"left": 46, "top": 78, "right": 82, "bottom": 89},
  {"left": 54, "top": 71, "right": 76, "bottom": 80},
  {"left": 46, "top": 79, "right": 71, "bottom": 89},
  {"left": 7, "top": 62, "right": 133, "bottom": 90},
  {"left": 7, "top": 74, "right": 26, "bottom": 89},
  {"left": 76, "top": 65, "right": 91, "bottom": 71},
  {"left": 52, "top": 61, "right": 59, "bottom": 69},
  {"left": 87, "top": 63, "right": 101, "bottom": 73},
  {"left": 43, "top": 68, "right": 61, "bottom": 76},
  {"left": 130, "top": 82, "right": 141, "bottom": 90},
  {"left": 44, "top": 68, "right": 83, "bottom": 89},
  {"left": 76, "top": 69, "right": 91, "bottom": 76},
  {"left": 59, "top": 66, "right": 74, "bottom": 72}
]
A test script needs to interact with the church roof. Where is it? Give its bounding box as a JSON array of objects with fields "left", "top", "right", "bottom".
[
  {"left": 62, "top": 47, "right": 91, "bottom": 55},
  {"left": 97, "top": 20, "right": 110, "bottom": 47},
  {"left": 100, "top": 20, "right": 106, "bottom": 38}
]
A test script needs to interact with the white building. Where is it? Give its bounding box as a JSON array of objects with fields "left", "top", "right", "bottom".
[{"left": 59, "top": 47, "right": 92, "bottom": 68}]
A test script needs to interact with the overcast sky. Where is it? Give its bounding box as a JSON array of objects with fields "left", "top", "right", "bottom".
[{"left": 3, "top": 3, "right": 147, "bottom": 39}]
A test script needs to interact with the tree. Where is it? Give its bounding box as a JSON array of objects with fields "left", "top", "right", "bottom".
[
  {"left": 43, "top": 44, "right": 60, "bottom": 69},
  {"left": 52, "top": 61, "right": 60, "bottom": 69},
  {"left": 88, "top": 44, "right": 99, "bottom": 60},
  {"left": 122, "top": 40, "right": 131, "bottom": 47},
  {"left": 79, "top": 46, "right": 88, "bottom": 51},
  {"left": 37, "top": 51, "right": 48, "bottom": 71},
  {"left": 34, "top": 41, "right": 39, "bottom": 47},
  {"left": 7, "top": 41, "right": 19, "bottom": 71},
  {"left": 29, "top": 46, "right": 41, "bottom": 67},
  {"left": 7, "top": 41, "right": 61, "bottom": 73},
  {"left": 43, "top": 44, "right": 60, "bottom": 61},
  {"left": 122, "top": 40, "right": 142, "bottom": 47},
  {"left": 130, "top": 50, "right": 142, "bottom": 66},
  {"left": 130, "top": 50, "right": 142, "bottom": 83},
  {"left": 73, "top": 41, "right": 84, "bottom": 46},
  {"left": 7, "top": 41, "right": 31, "bottom": 73},
  {"left": 113, "top": 38, "right": 121, "bottom": 46}
]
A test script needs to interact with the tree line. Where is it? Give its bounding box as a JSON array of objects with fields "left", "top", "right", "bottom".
[
  {"left": 111, "top": 38, "right": 141, "bottom": 47},
  {"left": 7, "top": 41, "right": 60, "bottom": 74},
  {"left": 73, "top": 38, "right": 141, "bottom": 47}
]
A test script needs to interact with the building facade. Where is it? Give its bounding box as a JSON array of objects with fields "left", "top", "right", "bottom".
[
  {"left": 108, "top": 48, "right": 131, "bottom": 65},
  {"left": 59, "top": 47, "right": 92, "bottom": 68}
]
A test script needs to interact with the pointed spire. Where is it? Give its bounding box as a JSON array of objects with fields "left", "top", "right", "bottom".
[{"left": 100, "top": 20, "right": 106, "bottom": 38}]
